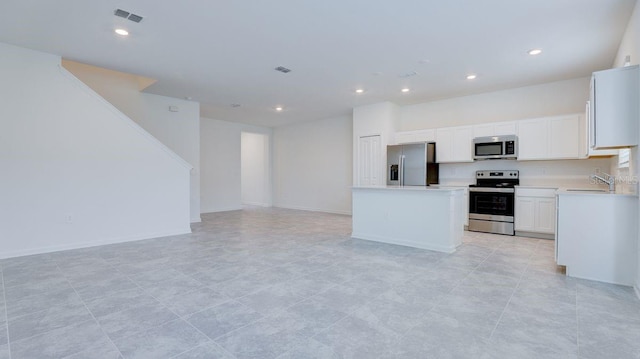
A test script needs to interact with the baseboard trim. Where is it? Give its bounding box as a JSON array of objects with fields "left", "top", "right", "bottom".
[
  {"left": 242, "top": 201, "right": 271, "bottom": 207},
  {"left": 515, "top": 231, "right": 555, "bottom": 240},
  {"left": 190, "top": 217, "right": 202, "bottom": 223},
  {"left": 351, "top": 232, "right": 457, "bottom": 254},
  {"left": 0, "top": 227, "right": 192, "bottom": 259},
  {"left": 201, "top": 206, "right": 243, "bottom": 214},
  {"left": 273, "top": 204, "right": 351, "bottom": 216}
]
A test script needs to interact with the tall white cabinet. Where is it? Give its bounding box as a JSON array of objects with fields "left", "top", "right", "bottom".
[{"left": 589, "top": 65, "right": 639, "bottom": 149}]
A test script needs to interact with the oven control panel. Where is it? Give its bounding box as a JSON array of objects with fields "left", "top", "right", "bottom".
[{"left": 476, "top": 170, "right": 519, "bottom": 179}]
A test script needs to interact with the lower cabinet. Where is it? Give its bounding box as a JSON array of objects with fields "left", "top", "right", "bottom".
[
  {"left": 515, "top": 188, "right": 557, "bottom": 238},
  {"left": 556, "top": 192, "right": 638, "bottom": 285}
]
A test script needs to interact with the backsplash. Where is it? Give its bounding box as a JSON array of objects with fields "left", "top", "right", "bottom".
[{"left": 438, "top": 157, "right": 636, "bottom": 192}]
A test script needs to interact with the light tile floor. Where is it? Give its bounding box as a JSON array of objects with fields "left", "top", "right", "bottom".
[{"left": 1, "top": 207, "right": 640, "bottom": 358}]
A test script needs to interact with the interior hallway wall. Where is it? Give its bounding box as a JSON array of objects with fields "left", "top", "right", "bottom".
[
  {"left": 273, "top": 115, "right": 353, "bottom": 215},
  {"left": 200, "top": 118, "right": 272, "bottom": 213},
  {"left": 0, "top": 42, "right": 191, "bottom": 258},
  {"left": 62, "top": 60, "right": 202, "bottom": 222}
]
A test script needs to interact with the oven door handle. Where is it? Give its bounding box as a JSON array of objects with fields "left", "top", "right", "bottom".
[{"left": 468, "top": 187, "right": 515, "bottom": 193}]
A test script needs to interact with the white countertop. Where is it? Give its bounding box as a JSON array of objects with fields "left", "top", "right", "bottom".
[
  {"left": 352, "top": 185, "right": 464, "bottom": 192},
  {"left": 555, "top": 188, "right": 638, "bottom": 197}
]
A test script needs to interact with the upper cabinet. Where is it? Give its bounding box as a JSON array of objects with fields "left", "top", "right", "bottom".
[
  {"left": 472, "top": 121, "right": 517, "bottom": 138},
  {"left": 580, "top": 102, "right": 618, "bottom": 157},
  {"left": 394, "top": 129, "right": 436, "bottom": 144},
  {"left": 589, "top": 65, "right": 639, "bottom": 149},
  {"left": 436, "top": 126, "right": 473, "bottom": 163},
  {"left": 518, "top": 115, "right": 581, "bottom": 160}
]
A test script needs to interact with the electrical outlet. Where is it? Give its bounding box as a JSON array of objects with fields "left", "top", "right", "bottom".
[
  {"left": 65, "top": 214, "right": 73, "bottom": 224},
  {"left": 594, "top": 167, "right": 601, "bottom": 174}
]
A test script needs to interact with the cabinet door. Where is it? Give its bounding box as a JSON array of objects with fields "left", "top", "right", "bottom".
[
  {"left": 592, "top": 66, "right": 639, "bottom": 149},
  {"left": 494, "top": 121, "right": 517, "bottom": 136},
  {"left": 435, "top": 128, "right": 454, "bottom": 163},
  {"left": 414, "top": 129, "right": 436, "bottom": 142},
  {"left": 395, "top": 132, "right": 416, "bottom": 144},
  {"left": 473, "top": 124, "right": 494, "bottom": 138},
  {"left": 518, "top": 119, "right": 548, "bottom": 160},
  {"left": 515, "top": 197, "right": 535, "bottom": 231},
  {"left": 535, "top": 198, "right": 556, "bottom": 234},
  {"left": 549, "top": 115, "right": 580, "bottom": 159},
  {"left": 452, "top": 126, "right": 474, "bottom": 162}
]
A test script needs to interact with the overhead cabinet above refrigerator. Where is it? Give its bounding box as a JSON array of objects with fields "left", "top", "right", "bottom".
[
  {"left": 387, "top": 143, "right": 439, "bottom": 186},
  {"left": 589, "top": 65, "right": 639, "bottom": 149}
]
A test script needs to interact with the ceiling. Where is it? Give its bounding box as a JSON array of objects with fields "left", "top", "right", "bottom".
[{"left": 0, "top": 0, "right": 636, "bottom": 127}]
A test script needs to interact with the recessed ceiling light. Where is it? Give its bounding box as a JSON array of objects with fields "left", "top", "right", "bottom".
[
  {"left": 115, "top": 28, "right": 129, "bottom": 36},
  {"left": 355, "top": 89, "right": 364, "bottom": 94},
  {"left": 275, "top": 106, "right": 283, "bottom": 111},
  {"left": 401, "top": 88, "right": 410, "bottom": 93},
  {"left": 528, "top": 48, "right": 542, "bottom": 55},
  {"left": 466, "top": 74, "right": 477, "bottom": 80}
]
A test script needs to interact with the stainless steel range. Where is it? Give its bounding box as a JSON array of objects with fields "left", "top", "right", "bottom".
[{"left": 468, "top": 170, "right": 519, "bottom": 236}]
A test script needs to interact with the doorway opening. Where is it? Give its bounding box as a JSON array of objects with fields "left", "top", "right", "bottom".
[{"left": 241, "top": 132, "right": 271, "bottom": 207}]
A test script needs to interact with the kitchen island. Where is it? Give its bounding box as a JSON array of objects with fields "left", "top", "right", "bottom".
[{"left": 352, "top": 186, "right": 465, "bottom": 253}]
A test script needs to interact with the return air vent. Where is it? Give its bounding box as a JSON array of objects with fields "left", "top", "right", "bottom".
[
  {"left": 275, "top": 66, "right": 292, "bottom": 73},
  {"left": 114, "top": 9, "right": 144, "bottom": 23}
]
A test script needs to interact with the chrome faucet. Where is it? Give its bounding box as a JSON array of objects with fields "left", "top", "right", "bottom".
[{"left": 591, "top": 172, "right": 615, "bottom": 192}]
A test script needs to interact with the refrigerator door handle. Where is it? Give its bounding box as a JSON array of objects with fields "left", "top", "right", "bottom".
[{"left": 399, "top": 155, "right": 404, "bottom": 186}]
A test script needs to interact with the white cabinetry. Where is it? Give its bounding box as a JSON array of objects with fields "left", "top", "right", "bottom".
[
  {"left": 518, "top": 115, "right": 581, "bottom": 160},
  {"left": 394, "top": 129, "right": 436, "bottom": 144},
  {"left": 435, "top": 126, "right": 473, "bottom": 163},
  {"left": 515, "top": 187, "right": 557, "bottom": 238},
  {"left": 556, "top": 192, "right": 638, "bottom": 285},
  {"left": 580, "top": 102, "right": 617, "bottom": 157},
  {"left": 357, "top": 135, "right": 382, "bottom": 186},
  {"left": 472, "top": 121, "right": 517, "bottom": 138},
  {"left": 589, "top": 65, "right": 639, "bottom": 149}
]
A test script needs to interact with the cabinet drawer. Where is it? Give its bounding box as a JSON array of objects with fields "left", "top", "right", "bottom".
[{"left": 516, "top": 188, "right": 556, "bottom": 198}]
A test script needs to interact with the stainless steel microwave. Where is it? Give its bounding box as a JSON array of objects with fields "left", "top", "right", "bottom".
[{"left": 473, "top": 135, "right": 518, "bottom": 160}]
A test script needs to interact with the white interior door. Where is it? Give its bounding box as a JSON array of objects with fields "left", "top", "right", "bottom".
[{"left": 358, "top": 135, "right": 382, "bottom": 186}]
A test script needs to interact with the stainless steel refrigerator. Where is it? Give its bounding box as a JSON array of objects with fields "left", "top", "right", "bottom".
[{"left": 387, "top": 142, "right": 439, "bottom": 186}]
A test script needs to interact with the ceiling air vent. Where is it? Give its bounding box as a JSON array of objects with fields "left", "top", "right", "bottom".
[
  {"left": 114, "top": 9, "right": 129, "bottom": 18},
  {"left": 114, "top": 9, "right": 144, "bottom": 23},
  {"left": 275, "top": 66, "right": 292, "bottom": 73},
  {"left": 128, "top": 14, "right": 143, "bottom": 23}
]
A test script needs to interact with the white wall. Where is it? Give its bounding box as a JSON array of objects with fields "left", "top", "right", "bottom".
[
  {"left": 399, "top": 77, "right": 590, "bottom": 130},
  {"left": 273, "top": 115, "right": 353, "bottom": 215},
  {"left": 200, "top": 118, "right": 272, "bottom": 213},
  {"left": 0, "top": 43, "right": 191, "bottom": 258},
  {"left": 62, "top": 61, "right": 202, "bottom": 222},
  {"left": 352, "top": 102, "right": 398, "bottom": 185},
  {"left": 241, "top": 132, "right": 271, "bottom": 206},
  {"left": 614, "top": 0, "right": 640, "bottom": 68}
]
